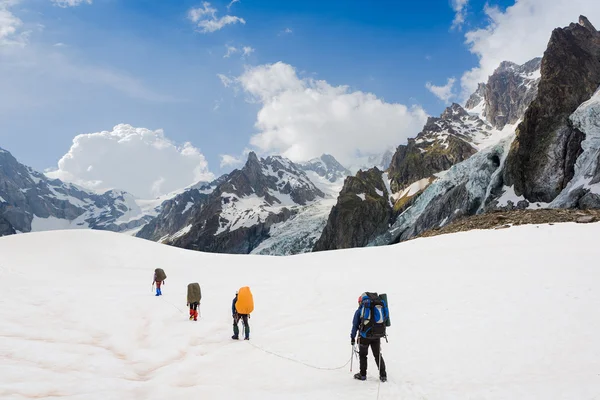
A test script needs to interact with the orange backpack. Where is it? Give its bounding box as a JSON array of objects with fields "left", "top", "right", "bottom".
[{"left": 235, "top": 286, "right": 254, "bottom": 315}]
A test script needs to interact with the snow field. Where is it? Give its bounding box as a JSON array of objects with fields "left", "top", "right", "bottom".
[{"left": 1, "top": 223, "right": 600, "bottom": 399}]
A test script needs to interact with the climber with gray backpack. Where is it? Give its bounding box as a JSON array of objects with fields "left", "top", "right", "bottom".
[
  {"left": 152, "top": 268, "right": 166, "bottom": 296},
  {"left": 350, "top": 292, "right": 390, "bottom": 382}
]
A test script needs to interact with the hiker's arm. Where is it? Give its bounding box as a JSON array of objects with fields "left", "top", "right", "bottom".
[{"left": 350, "top": 309, "right": 360, "bottom": 339}]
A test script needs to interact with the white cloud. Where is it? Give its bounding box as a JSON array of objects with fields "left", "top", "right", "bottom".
[
  {"left": 46, "top": 124, "right": 214, "bottom": 198},
  {"left": 227, "top": 62, "right": 428, "bottom": 167},
  {"left": 52, "top": 0, "right": 92, "bottom": 7},
  {"left": 0, "top": 0, "right": 27, "bottom": 47},
  {"left": 220, "top": 154, "right": 243, "bottom": 168},
  {"left": 224, "top": 44, "right": 238, "bottom": 58},
  {"left": 217, "top": 73, "right": 234, "bottom": 87},
  {"left": 227, "top": 0, "right": 240, "bottom": 10},
  {"left": 278, "top": 27, "right": 293, "bottom": 36},
  {"left": 451, "top": 0, "right": 469, "bottom": 30},
  {"left": 425, "top": 77, "right": 456, "bottom": 103},
  {"left": 242, "top": 46, "right": 254, "bottom": 56},
  {"left": 188, "top": 2, "right": 245, "bottom": 33},
  {"left": 460, "top": 0, "right": 600, "bottom": 98}
]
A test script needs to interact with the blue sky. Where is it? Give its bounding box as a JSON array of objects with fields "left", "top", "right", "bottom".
[{"left": 2, "top": 0, "right": 596, "bottom": 197}]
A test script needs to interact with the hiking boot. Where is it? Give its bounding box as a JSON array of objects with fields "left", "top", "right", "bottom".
[
  {"left": 244, "top": 337, "right": 249, "bottom": 340},
  {"left": 231, "top": 335, "right": 239, "bottom": 340},
  {"left": 353, "top": 373, "right": 366, "bottom": 381},
  {"left": 380, "top": 376, "right": 387, "bottom": 382},
  {"left": 189, "top": 315, "right": 194, "bottom": 320}
]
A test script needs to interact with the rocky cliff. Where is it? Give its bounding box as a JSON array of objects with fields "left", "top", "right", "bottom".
[
  {"left": 313, "top": 168, "right": 392, "bottom": 251},
  {"left": 503, "top": 16, "right": 600, "bottom": 203}
]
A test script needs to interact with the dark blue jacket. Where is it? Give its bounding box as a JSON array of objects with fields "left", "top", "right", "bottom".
[
  {"left": 232, "top": 295, "right": 238, "bottom": 316},
  {"left": 351, "top": 308, "right": 361, "bottom": 339}
]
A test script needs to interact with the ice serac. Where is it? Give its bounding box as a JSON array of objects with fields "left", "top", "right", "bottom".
[
  {"left": 504, "top": 16, "right": 600, "bottom": 203},
  {"left": 551, "top": 87, "right": 600, "bottom": 208},
  {"left": 168, "top": 152, "right": 327, "bottom": 254},
  {"left": 371, "top": 139, "right": 511, "bottom": 245},
  {"left": 313, "top": 167, "right": 392, "bottom": 251}
]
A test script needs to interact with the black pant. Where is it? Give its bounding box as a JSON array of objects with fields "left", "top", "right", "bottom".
[
  {"left": 189, "top": 302, "right": 198, "bottom": 311},
  {"left": 358, "top": 337, "right": 386, "bottom": 377},
  {"left": 233, "top": 313, "right": 249, "bottom": 338}
]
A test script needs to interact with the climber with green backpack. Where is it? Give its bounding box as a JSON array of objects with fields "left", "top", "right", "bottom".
[
  {"left": 351, "top": 292, "right": 390, "bottom": 382},
  {"left": 152, "top": 268, "right": 166, "bottom": 296},
  {"left": 187, "top": 283, "right": 201, "bottom": 321}
]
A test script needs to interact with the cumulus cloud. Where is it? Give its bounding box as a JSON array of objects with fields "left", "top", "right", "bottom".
[
  {"left": 46, "top": 124, "right": 214, "bottom": 198},
  {"left": 460, "top": 0, "right": 600, "bottom": 98},
  {"left": 52, "top": 0, "right": 92, "bottom": 7},
  {"left": 223, "top": 62, "right": 428, "bottom": 167},
  {"left": 451, "top": 0, "right": 469, "bottom": 30},
  {"left": 242, "top": 46, "right": 254, "bottom": 56},
  {"left": 220, "top": 154, "right": 243, "bottom": 168},
  {"left": 188, "top": 2, "right": 245, "bottom": 33},
  {"left": 425, "top": 77, "right": 456, "bottom": 103}
]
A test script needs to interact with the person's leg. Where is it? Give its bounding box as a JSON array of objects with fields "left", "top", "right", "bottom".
[
  {"left": 232, "top": 314, "right": 240, "bottom": 339},
  {"left": 371, "top": 339, "right": 387, "bottom": 379},
  {"left": 242, "top": 314, "right": 249, "bottom": 339},
  {"left": 155, "top": 281, "right": 161, "bottom": 296},
  {"left": 189, "top": 303, "right": 194, "bottom": 320},
  {"left": 356, "top": 339, "right": 369, "bottom": 379},
  {"left": 193, "top": 302, "right": 198, "bottom": 321}
]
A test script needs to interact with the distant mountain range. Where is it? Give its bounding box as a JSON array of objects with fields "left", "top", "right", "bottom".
[{"left": 2, "top": 15, "right": 599, "bottom": 256}]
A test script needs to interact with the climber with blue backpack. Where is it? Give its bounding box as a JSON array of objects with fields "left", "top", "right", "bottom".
[{"left": 351, "top": 292, "right": 390, "bottom": 382}]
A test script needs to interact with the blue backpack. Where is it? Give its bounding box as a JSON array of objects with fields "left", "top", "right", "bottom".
[{"left": 359, "top": 292, "right": 390, "bottom": 339}]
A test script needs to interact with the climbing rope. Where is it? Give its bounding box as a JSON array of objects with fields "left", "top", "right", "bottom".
[
  {"left": 248, "top": 341, "right": 353, "bottom": 371},
  {"left": 160, "top": 297, "right": 186, "bottom": 315}
]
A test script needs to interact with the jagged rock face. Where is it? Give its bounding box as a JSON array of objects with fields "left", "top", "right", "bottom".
[
  {"left": 465, "top": 83, "right": 487, "bottom": 111},
  {"left": 484, "top": 58, "right": 542, "bottom": 129},
  {"left": 313, "top": 168, "right": 392, "bottom": 251},
  {"left": 0, "top": 147, "right": 160, "bottom": 234},
  {"left": 168, "top": 152, "right": 326, "bottom": 254},
  {"left": 136, "top": 185, "right": 214, "bottom": 242},
  {"left": 0, "top": 213, "right": 15, "bottom": 236},
  {"left": 504, "top": 16, "right": 600, "bottom": 203},
  {"left": 299, "top": 154, "right": 350, "bottom": 182},
  {"left": 388, "top": 103, "right": 491, "bottom": 193}
]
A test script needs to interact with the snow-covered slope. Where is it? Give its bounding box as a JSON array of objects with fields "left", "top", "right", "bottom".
[{"left": 2, "top": 225, "right": 600, "bottom": 399}]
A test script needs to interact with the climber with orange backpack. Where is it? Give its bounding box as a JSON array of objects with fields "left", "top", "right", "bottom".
[{"left": 232, "top": 286, "right": 253, "bottom": 340}]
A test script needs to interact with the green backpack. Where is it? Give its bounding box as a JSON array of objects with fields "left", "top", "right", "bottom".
[{"left": 154, "top": 268, "right": 166, "bottom": 281}]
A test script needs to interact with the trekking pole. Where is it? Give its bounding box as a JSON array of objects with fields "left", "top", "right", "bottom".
[{"left": 350, "top": 344, "right": 354, "bottom": 372}]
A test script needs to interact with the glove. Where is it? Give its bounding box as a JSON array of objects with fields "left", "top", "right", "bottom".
[{"left": 351, "top": 338, "right": 355, "bottom": 346}]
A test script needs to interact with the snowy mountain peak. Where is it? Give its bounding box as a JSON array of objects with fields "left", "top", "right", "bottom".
[
  {"left": 299, "top": 154, "right": 350, "bottom": 183},
  {"left": 466, "top": 57, "right": 542, "bottom": 129},
  {"left": 0, "top": 147, "right": 165, "bottom": 236}
]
